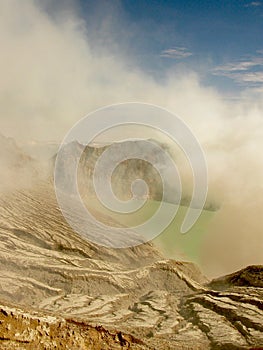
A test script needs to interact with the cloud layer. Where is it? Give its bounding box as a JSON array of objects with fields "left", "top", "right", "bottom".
[
  {"left": 245, "top": 1, "right": 262, "bottom": 7},
  {"left": 160, "top": 47, "right": 192, "bottom": 59},
  {"left": 212, "top": 52, "right": 263, "bottom": 88},
  {"left": 1, "top": 0, "right": 263, "bottom": 277}
]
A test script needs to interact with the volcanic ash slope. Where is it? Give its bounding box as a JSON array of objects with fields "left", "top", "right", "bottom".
[{"left": 0, "top": 135, "right": 262, "bottom": 349}]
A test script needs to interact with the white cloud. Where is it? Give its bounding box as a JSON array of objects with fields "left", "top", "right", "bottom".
[
  {"left": 212, "top": 54, "right": 263, "bottom": 86},
  {"left": 244, "top": 1, "right": 262, "bottom": 7},
  {"left": 233, "top": 71, "right": 263, "bottom": 83},
  {"left": 160, "top": 47, "right": 192, "bottom": 59},
  {"left": 213, "top": 58, "right": 263, "bottom": 72}
]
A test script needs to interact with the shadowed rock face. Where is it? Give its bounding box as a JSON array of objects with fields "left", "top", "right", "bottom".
[
  {"left": 54, "top": 140, "right": 167, "bottom": 203},
  {"left": 0, "top": 135, "right": 262, "bottom": 349},
  {"left": 54, "top": 140, "right": 218, "bottom": 210},
  {"left": 208, "top": 265, "right": 263, "bottom": 289}
]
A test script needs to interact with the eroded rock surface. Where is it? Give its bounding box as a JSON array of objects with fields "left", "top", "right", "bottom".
[
  {"left": 0, "top": 135, "right": 262, "bottom": 349},
  {"left": 0, "top": 183, "right": 262, "bottom": 349},
  {"left": 0, "top": 302, "right": 145, "bottom": 349}
]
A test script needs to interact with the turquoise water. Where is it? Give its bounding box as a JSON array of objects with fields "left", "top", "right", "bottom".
[{"left": 87, "top": 197, "right": 215, "bottom": 265}]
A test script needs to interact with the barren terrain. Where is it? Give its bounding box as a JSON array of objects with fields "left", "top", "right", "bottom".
[{"left": 0, "top": 135, "right": 262, "bottom": 349}]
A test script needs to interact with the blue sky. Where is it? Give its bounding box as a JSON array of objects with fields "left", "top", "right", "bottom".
[{"left": 79, "top": 0, "right": 263, "bottom": 95}]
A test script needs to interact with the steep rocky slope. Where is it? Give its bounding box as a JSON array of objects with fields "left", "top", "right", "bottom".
[
  {"left": 0, "top": 135, "right": 262, "bottom": 349},
  {"left": 54, "top": 140, "right": 218, "bottom": 209}
]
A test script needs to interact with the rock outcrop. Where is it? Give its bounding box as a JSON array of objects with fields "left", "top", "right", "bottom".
[{"left": 0, "top": 302, "right": 145, "bottom": 349}]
